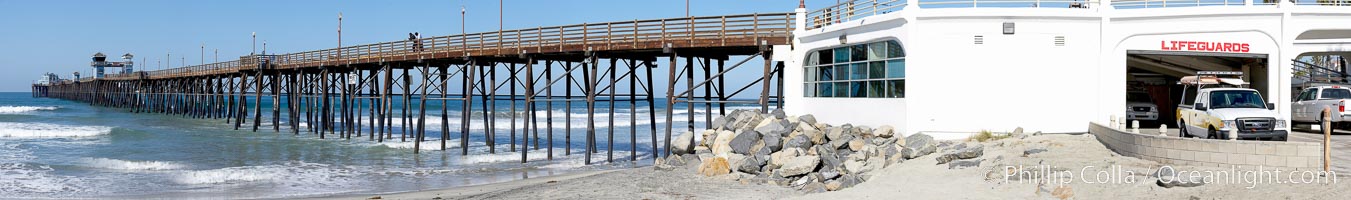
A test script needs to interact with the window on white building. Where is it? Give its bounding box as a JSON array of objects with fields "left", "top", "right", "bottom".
[{"left": 804, "top": 40, "right": 905, "bottom": 98}]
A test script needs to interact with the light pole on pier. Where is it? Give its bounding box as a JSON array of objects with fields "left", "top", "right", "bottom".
[
  {"left": 461, "top": 4, "right": 466, "bottom": 50},
  {"left": 252, "top": 32, "right": 257, "bottom": 55},
  {"left": 338, "top": 12, "right": 342, "bottom": 60}
]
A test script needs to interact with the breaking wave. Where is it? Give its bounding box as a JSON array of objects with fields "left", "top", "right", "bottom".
[
  {"left": 0, "top": 122, "right": 112, "bottom": 138},
  {"left": 0, "top": 106, "right": 59, "bottom": 114},
  {"left": 80, "top": 158, "right": 185, "bottom": 171}
]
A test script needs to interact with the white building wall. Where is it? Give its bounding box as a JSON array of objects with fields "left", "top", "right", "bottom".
[
  {"left": 784, "top": 5, "right": 1351, "bottom": 141},
  {"left": 906, "top": 15, "right": 1101, "bottom": 140}
]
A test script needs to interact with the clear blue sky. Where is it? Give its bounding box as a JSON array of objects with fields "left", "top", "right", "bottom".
[{"left": 0, "top": 0, "right": 838, "bottom": 92}]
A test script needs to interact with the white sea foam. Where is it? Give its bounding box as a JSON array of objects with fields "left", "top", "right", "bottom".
[
  {"left": 460, "top": 147, "right": 646, "bottom": 166},
  {"left": 0, "top": 122, "right": 112, "bottom": 138},
  {"left": 80, "top": 158, "right": 185, "bottom": 170},
  {"left": 0, "top": 143, "right": 35, "bottom": 162},
  {"left": 370, "top": 139, "right": 461, "bottom": 150},
  {"left": 0, "top": 106, "right": 59, "bottom": 114},
  {"left": 0, "top": 163, "right": 86, "bottom": 195},
  {"left": 459, "top": 147, "right": 572, "bottom": 164},
  {"left": 174, "top": 161, "right": 359, "bottom": 185}
]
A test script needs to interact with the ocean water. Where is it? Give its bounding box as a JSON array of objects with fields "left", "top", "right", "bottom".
[{"left": 0, "top": 92, "right": 761, "bottom": 199}]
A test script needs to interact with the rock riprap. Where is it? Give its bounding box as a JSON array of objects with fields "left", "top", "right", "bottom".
[{"left": 668, "top": 109, "right": 942, "bottom": 193}]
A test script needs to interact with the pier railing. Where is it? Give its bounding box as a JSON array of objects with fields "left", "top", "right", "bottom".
[
  {"left": 273, "top": 13, "right": 794, "bottom": 69},
  {"left": 108, "top": 13, "right": 791, "bottom": 80}
]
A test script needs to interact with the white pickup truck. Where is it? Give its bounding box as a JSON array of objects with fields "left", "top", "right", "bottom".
[
  {"left": 1175, "top": 72, "right": 1288, "bottom": 141},
  {"left": 1291, "top": 85, "right": 1351, "bottom": 130}
]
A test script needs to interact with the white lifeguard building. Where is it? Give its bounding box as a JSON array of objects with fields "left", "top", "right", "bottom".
[{"left": 779, "top": 0, "right": 1351, "bottom": 140}]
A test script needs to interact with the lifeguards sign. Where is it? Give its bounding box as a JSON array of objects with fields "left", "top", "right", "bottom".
[{"left": 1161, "top": 40, "right": 1250, "bottom": 53}]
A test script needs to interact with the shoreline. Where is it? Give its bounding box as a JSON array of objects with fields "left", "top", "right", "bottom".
[{"left": 308, "top": 169, "right": 625, "bottom": 200}]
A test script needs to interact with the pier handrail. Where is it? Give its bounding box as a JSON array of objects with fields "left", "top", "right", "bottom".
[
  {"left": 117, "top": 13, "right": 792, "bottom": 80},
  {"left": 273, "top": 12, "right": 794, "bottom": 69}
]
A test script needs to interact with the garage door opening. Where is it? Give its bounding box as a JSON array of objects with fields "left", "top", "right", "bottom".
[{"left": 1124, "top": 50, "right": 1269, "bottom": 129}]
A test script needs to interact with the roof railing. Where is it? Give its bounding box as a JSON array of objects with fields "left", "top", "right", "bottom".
[
  {"left": 804, "top": 0, "right": 1346, "bottom": 30},
  {"left": 806, "top": 0, "right": 907, "bottom": 30}
]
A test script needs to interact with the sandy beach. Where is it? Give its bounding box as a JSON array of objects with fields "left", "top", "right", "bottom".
[
  {"left": 308, "top": 133, "right": 1351, "bottom": 200},
  {"left": 315, "top": 165, "right": 797, "bottom": 200}
]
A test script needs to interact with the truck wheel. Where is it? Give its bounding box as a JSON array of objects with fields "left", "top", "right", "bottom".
[
  {"left": 1207, "top": 128, "right": 1218, "bottom": 139},
  {"left": 1177, "top": 121, "right": 1188, "bottom": 138}
]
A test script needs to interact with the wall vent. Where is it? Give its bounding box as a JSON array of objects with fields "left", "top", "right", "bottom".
[
  {"left": 1054, "top": 36, "right": 1066, "bottom": 46},
  {"left": 974, "top": 35, "right": 984, "bottom": 45}
]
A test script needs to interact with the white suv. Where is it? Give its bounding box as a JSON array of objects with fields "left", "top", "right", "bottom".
[{"left": 1126, "top": 91, "right": 1158, "bottom": 122}]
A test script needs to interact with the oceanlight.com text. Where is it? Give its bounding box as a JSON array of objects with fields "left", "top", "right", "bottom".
[{"left": 1003, "top": 165, "right": 1338, "bottom": 188}]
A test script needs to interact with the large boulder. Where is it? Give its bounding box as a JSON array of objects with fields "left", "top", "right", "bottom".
[
  {"left": 672, "top": 131, "right": 697, "bottom": 155},
  {"left": 733, "top": 111, "right": 765, "bottom": 131},
  {"left": 798, "top": 114, "right": 818, "bottom": 126},
  {"left": 771, "top": 109, "right": 787, "bottom": 119},
  {"left": 871, "top": 137, "right": 896, "bottom": 146},
  {"left": 848, "top": 138, "right": 867, "bottom": 151},
  {"left": 712, "top": 116, "right": 732, "bottom": 131},
  {"left": 725, "top": 154, "right": 747, "bottom": 174},
  {"left": 778, "top": 155, "right": 821, "bottom": 177},
  {"left": 936, "top": 144, "right": 985, "bottom": 164},
  {"left": 710, "top": 130, "right": 737, "bottom": 155},
  {"left": 699, "top": 157, "right": 731, "bottom": 176},
  {"left": 784, "top": 135, "right": 813, "bottom": 150},
  {"left": 739, "top": 155, "right": 768, "bottom": 174},
  {"left": 802, "top": 129, "right": 827, "bottom": 145},
  {"left": 755, "top": 120, "right": 791, "bottom": 137},
  {"left": 768, "top": 148, "right": 804, "bottom": 168},
  {"left": 875, "top": 125, "right": 895, "bottom": 138},
  {"left": 842, "top": 159, "right": 866, "bottom": 175},
  {"left": 947, "top": 159, "right": 982, "bottom": 169},
  {"left": 854, "top": 126, "right": 873, "bottom": 138},
  {"left": 901, "top": 133, "right": 937, "bottom": 159},
  {"left": 762, "top": 133, "right": 784, "bottom": 152},
  {"left": 863, "top": 157, "right": 885, "bottom": 174},
  {"left": 826, "top": 127, "right": 847, "bottom": 141},
  {"left": 729, "top": 130, "right": 761, "bottom": 155},
  {"left": 815, "top": 146, "right": 842, "bottom": 172},
  {"left": 700, "top": 130, "right": 719, "bottom": 147},
  {"left": 828, "top": 134, "right": 854, "bottom": 150}
]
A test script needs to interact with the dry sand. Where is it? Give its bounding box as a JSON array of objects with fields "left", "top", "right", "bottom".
[
  {"left": 313, "top": 164, "right": 798, "bottom": 200},
  {"left": 318, "top": 134, "right": 1350, "bottom": 200}
]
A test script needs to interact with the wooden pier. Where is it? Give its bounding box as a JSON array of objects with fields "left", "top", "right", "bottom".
[{"left": 34, "top": 13, "right": 792, "bottom": 164}]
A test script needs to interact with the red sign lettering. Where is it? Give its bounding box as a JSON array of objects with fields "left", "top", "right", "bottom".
[{"left": 1160, "top": 40, "right": 1249, "bottom": 53}]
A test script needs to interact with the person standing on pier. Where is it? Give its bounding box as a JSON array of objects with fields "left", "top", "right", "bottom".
[
  {"left": 414, "top": 32, "right": 424, "bottom": 52},
  {"left": 408, "top": 33, "right": 418, "bottom": 52}
]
